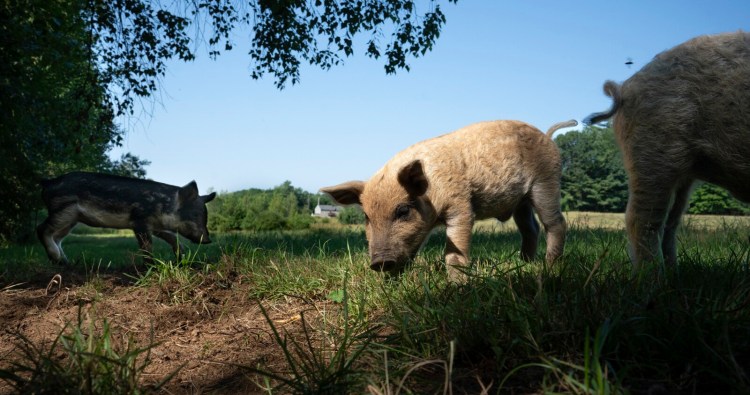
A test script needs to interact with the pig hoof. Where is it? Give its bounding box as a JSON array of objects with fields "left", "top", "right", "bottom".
[{"left": 447, "top": 266, "right": 469, "bottom": 284}]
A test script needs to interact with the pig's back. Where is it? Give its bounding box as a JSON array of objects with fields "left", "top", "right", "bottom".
[
  {"left": 618, "top": 31, "right": 750, "bottom": 194},
  {"left": 419, "top": 120, "right": 556, "bottom": 178},
  {"left": 41, "top": 172, "right": 179, "bottom": 212},
  {"left": 384, "top": 120, "right": 559, "bottom": 217},
  {"left": 621, "top": 31, "right": 750, "bottom": 138},
  {"left": 397, "top": 120, "right": 553, "bottom": 165}
]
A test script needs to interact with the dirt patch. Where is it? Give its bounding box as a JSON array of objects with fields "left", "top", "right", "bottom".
[{"left": 0, "top": 271, "right": 336, "bottom": 394}]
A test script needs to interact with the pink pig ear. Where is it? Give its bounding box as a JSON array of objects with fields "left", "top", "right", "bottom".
[
  {"left": 320, "top": 181, "right": 365, "bottom": 205},
  {"left": 398, "top": 160, "right": 428, "bottom": 197}
]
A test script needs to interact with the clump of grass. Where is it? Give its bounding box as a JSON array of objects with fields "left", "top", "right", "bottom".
[
  {"left": 132, "top": 247, "right": 221, "bottom": 304},
  {"left": 242, "top": 278, "right": 378, "bottom": 394},
  {"left": 503, "top": 320, "right": 626, "bottom": 394},
  {"left": 238, "top": 237, "right": 375, "bottom": 301},
  {"left": 0, "top": 307, "right": 178, "bottom": 394}
]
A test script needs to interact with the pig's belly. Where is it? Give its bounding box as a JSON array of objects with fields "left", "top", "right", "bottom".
[
  {"left": 471, "top": 190, "right": 525, "bottom": 221},
  {"left": 76, "top": 203, "right": 132, "bottom": 229}
]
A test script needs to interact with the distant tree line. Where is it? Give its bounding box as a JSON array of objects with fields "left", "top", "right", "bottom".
[
  {"left": 337, "top": 206, "right": 366, "bottom": 225},
  {"left": 208, "top": 181, "right": 336, "bottom": 232},
  {"left": 557, "top": 126, "right": 750, "bottom": 215}
]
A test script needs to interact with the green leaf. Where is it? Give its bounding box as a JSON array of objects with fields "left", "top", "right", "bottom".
[{"left": 326, "top": 289, "right": 345, "bottom": 303}]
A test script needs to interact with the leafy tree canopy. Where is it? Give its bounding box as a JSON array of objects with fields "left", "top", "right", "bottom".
[
  {"left": 338, "top": 206, "right": 366, "bottom": 225},
  {"left": 555, "top": 126, "right": 628, "bottom": 213},
  {"left": 85, "top": 0, "right": 458, "bottom": 115},
  {"left": 556, "top": 126, "right": 749, "bottom": 216},
  {"left": 0, "top": 0, "right": 150, "bottom": 242},
  {"left": 0, "top": 0, "right": 456, "bottom": 242},
  {"left": 688, "top": 183, "right": 750, "bottom": 216}
]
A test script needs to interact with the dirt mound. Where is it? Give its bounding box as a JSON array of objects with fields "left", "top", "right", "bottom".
[{"left": 0, "top": 271, "right": 331, "bottom": 394}]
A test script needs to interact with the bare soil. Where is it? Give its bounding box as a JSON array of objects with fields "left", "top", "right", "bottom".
[{"left": 0, "top": 268, "right": 334, "bottom": 394}]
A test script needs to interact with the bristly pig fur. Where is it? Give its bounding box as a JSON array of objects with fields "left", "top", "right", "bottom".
[
  {"left": 585, "top": 31, "right": 750, "bottom": 267},
  {"left": 37, "top": 172, "right": 216, "bottom": 265},
  {"left": 321, "top": 119, "right": 577, "bottom": 282}
]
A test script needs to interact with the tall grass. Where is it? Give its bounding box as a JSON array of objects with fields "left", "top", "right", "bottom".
[{"left": 208, "top": 217, "right": 750, "bottom": 393}]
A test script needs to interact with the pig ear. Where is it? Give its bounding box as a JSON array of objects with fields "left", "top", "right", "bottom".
[
  {"left": 398, "top": 160, "right": 428, "bottom": 197},
  {"left": 179, "top": 181, "right": 199, "bottom": 203},
  {"left": 320, "top": 181, "right": 365, "bottom": 205},
  {"left": 202, "top": 192, "right": 217, "bottom": 203}
]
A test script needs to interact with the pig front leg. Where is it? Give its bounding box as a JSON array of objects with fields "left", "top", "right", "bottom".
[
  {"left": 444, "top": 211, "right": 474, "bottom": 283},
  {"left": 154, "top": 230, "right": 186, "bottom": 262},
  {"left": 133, "top": 228, "right": 155, "bottom": 264}
]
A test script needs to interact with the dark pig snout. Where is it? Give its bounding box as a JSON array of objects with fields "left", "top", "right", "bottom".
[
  {"left": 370, "top": 259, "right": 398, "bottom": 272},
  {"left": 369, "top": 249, "right": 401, "bottom": 272}
]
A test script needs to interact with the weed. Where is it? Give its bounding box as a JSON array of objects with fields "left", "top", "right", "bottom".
[
  {"left": 0, "top": 307, "right": 179, "bottom": 394},
  {"left": 502, "top": 320, "right": 626, "bottom": 394},
  {"left": 241, "top": 276, "right": 378, "bottom": 394}
]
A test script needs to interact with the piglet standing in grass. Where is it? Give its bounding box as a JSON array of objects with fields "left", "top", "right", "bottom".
[
  {"left": 321, "top": 119, "right": 577, "bottom": 282},
  {"left": 584, "top": 31, "right": 750, "bottom": 268},
  {"left": 37, "top": 172, "right": 216, "bottom": 265}
]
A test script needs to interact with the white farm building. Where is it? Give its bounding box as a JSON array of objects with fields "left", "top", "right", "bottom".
[{"left": 313, "top": 204, "right": 341, "bottom": 218}]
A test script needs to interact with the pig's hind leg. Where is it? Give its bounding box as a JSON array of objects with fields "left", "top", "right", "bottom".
[
  {"left": 623, "top": 171, "right": 686, "bottom": 268},
  {"left": 530, "top": 181, "right": 567, "bottom": 263},
  {"left": 37, "top": 206, "right": 78, "bottom": 264},
  {"left": 662, "top": 181, "right": 694, "bottom": 266},
  {"left": 512, "top": 200, "right": 540, "bottom": 261},
  {"left": 37, "top": 218, "right": 63, "bottom": 263}
]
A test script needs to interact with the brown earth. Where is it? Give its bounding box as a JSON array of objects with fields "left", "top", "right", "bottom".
[{"left": 0, "top": 268, "right": 338, "bottom": 394}]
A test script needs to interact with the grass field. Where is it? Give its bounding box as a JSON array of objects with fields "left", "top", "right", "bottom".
[{"left": 1, "top": 212, "right": 749, "bottom": 394}]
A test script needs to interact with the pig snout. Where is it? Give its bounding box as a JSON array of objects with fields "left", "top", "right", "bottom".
[
  {"left": 370, "top": 259, "right": 398, "bottom": 272},
  {"left": 369, "top": 250, "right": 404, "bottom": 272},
  {"left": 367, "top": 230, "right": 423, "bottom": 273},
  {"left": 197, "top": 228, "right": 212, "bottom": 244},
  {"left": 182, "top": 228, "right": 212, "bottom": 244}
]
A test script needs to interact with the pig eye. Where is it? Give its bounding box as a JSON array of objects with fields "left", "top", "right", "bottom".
[{"left": 394, "top": 204, "right": 411, "bottom": 220}]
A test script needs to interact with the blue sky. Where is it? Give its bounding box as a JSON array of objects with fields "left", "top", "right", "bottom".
[{"left": 110, "top": 1, "right": 750, "bottom": 194}]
